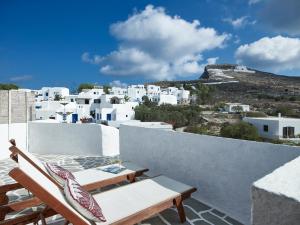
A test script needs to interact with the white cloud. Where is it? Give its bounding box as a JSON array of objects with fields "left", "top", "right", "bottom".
[
  {"left": 81, "top": 52, "right": 103, "bottom": 64},
  {"left": 234, "top": 35, "right": 241, "bottom": 44},
  {"left": 9, "top": 75, "right": 33, "bottom": 82},
  {"left": 223, "top": 16, "right": 256, "bottom": 29},
  {"left": 109, "top": 80, "right": 128, "bottom": 88},
  {"left": 235, "top": 36, "right": 300, "bottom": 72},
  {"left": 207, "top": 57, "right": 219, "bottom": 65},
  {"left": 83, "top": 5, "right": 229, "bottom": 80}
]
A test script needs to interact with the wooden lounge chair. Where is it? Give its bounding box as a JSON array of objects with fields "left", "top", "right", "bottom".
[
  {"left": 0, "top": 140, "right": 148, "bottom": 221},
  {"left": 7, "top": 151, "right": 196, "bottom": 225}
]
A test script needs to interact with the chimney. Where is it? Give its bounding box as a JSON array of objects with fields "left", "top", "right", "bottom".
[{"left": 278, "top": 113, "right": 281, "bottom": 118}]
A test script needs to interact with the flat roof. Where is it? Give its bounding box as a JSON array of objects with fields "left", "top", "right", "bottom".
[{"left": 245, "top": 117, "right": 300, "bottom": 121}]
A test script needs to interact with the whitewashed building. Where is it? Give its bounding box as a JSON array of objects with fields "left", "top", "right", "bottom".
[
  {"left": 75, "top": 88, "right": 104, "bottom": 121},
  {"left": 110, "top": 87, "right": 127, "bottom": 95},
  {"left": 177, "top": 89, "right": 190, "bottom": 104},
  {"left": 224, "top": 103, "right": 250, "bottom": 113},
  {"left": 158, "top": 94, "right": 177, "bottom": 105},
  {"left": 243, "top": 116, "right": 300, "bottom": 140},
  {"left": 35, "top": 101, "right": 62, "bottom": 120},
  {"left": 95, "top": 95, "right": 138, "bottom": 122},
  {"left": 146, "top": 85, "right": 161, "bottom": 102},
  {"left": 40, "top": 87, "right": 70, "bottom": 101},
  {"left": 127, "top": 85, "right": 146, "bottom": 102}
]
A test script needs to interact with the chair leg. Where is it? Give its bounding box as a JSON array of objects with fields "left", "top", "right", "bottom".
[
  {"left": 174, "top": 197, "right": 186, "bottom": 223},
  {"left": 0, "top": 193, "right": 8, "bottom": 206},
  {"left": 127, "top": 174, "right": 136, "bottom": 183},
  {"left": 0, "top": 193, "right": 8, "bottom": 220}
]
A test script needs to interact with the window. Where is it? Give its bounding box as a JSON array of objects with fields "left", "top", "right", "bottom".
[
  {"left": 45, "top": 92, "right": 49, "bottom": 97},
  {"left": 71, "top": 99, "right": 74, "bottom": 102},
  {"left": 263, "top": 125, "right": 268, "bottom": 132},
  {"left": 126, "top": 115, "right": 128, "bottom": 117},
  {"left": 85, "top": 99, "right": 89, "bottom": 104},
  {"left": 94, "top": 99, "right": 101, "bottom": 104}
]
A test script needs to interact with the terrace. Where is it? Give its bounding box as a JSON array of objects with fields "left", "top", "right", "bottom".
[{"left": 1, "top": 121, "right": 300, "bottom": 225}]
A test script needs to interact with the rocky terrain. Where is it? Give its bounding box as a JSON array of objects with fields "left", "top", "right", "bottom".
[{"left": 149, "top": 64, "right": 300, "bottom": 117}]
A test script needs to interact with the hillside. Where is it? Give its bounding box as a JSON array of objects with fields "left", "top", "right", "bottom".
[{"left": 148, "top": 64, "right": 300, "bottom": 116}]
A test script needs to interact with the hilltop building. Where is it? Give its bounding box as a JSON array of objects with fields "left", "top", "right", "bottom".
[{"left": 224, "top": 103, "right": 250, "bottom": 113}]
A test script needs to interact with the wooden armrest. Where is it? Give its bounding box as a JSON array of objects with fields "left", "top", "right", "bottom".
[
  {"left": 0, "top": 183, "right": 23, "bottom": 194},
  {"left": 0, "top": 197, "right": 42, "bottom": 217}
]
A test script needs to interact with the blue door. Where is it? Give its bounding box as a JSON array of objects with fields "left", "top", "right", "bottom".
[
  {"left": 72, "top": 114, "right": 78, "bottom": 123},
  {"left": 107, "top": 114, "right": 112, "bottom": 121}
]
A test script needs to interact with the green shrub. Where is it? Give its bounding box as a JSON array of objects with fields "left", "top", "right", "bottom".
[
  {"left": 0, "top": 83, "right": 19, "bottom": 90},
  {"left": 135, "top": 104, "right": 202, "bottom": 128},
  {"left": 220, "top": 122, "right": 260, "bottom": 141},
  {"left": 245, "top": 111, "right": 267, "bottom": 117},
  {"left": 77, "top": 83, "right": 95, "bottom": 92}
]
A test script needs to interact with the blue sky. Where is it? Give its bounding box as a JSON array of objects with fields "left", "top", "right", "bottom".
[{"left": 1, "top": 0, "right": 300, "bottom": 89}]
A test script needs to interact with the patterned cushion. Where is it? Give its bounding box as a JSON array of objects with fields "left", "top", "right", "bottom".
[
  {"left": 64, "top": 178, "right": 106, "bottom": 222},
  {"left": 44, "top": 163, "right": 75, "bottom": 185}
]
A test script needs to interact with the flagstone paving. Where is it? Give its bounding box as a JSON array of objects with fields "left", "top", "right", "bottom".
[{"left": 0, "top": 155, "right": 243, "bottom": 225}]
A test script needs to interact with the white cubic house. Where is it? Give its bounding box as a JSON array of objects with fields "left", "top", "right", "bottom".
[
  {"left": 110, "top": 87, "right": 128, "bottom": 95},
  {"left": 127, "top": 85, "right": 146, "bottom": 102},
  {"left": 95, "top": 94, "right": 138, "bottom": 122},
  {"left": 146, "top": 85, "right": 161, "bottom": 102},
  {"left": 75, "top": 88, "right": 104, "bottom": 121},
  {"left": 39, "top": 87, "right": 70, "bottom": 101},
  {"left": 224, "top": 103, "right": 250, "bottom": 113},
  {"left": 243, "top": 116, "right": 300, "bottom": 140}
]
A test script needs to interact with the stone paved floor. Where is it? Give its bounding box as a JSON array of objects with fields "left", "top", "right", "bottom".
[{"left": 0, "top": 155, "right": 243, "bottom": 225}]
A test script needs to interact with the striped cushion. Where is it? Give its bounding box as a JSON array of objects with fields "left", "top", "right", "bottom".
[
  {"left": 64, "top": 178, "right": 106, "bottom": 222},
  {"left": 44, "top": 163, "right": 75, "bottom": 185}
]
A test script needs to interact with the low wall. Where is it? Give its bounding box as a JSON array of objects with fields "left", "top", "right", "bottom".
[
  {"left": 119, "top": 125, "right": 300, "bottom": 224},
  {"left": 28, "top": 122, "right": 119, "bottom": 156},
  {"left": 252, "top": 156, "right": 300, "bottom": 225},
  {"left": 0, "top": 123, "right": 27, "bottom": 160}
]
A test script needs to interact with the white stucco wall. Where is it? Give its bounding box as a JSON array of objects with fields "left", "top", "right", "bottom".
[
  {"left": 0, "top": 123, "right": 27, "bottom": 160},
  {"left": 243, "top": 117, "right": 280, "bottom": 139},
  {"left": 119, "top": 125, "right": 300, "bottom": 224},
  {"left": 252, "top": 156, "right": 300, "bottom": 225},
  {"left": 244, "top": 117, "right": 300, "bottom": 139},
  {"left": 28, "top": 122, "right": 119, "bottom": 156}
]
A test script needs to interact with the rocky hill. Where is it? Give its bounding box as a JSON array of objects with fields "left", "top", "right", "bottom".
[{"left": 148, "top": 64, "right": 300, "bottom": 116}]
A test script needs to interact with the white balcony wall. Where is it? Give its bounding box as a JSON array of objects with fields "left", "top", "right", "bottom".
[
  {"left": 252, "top": 156, "right": 300, "bottom": 225},
  {"left": 0, "top": 123, "right": 27, "bottom": 160},
  {"left": 28, "top": 122, "right": 119, "bottom": 156},
  {"left": 119, "top": 125, "right": 300, "bottom": 225}
]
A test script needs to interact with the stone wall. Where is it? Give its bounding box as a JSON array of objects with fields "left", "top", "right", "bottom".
[{"left": 0, "top": 90, "right": 35, "bottom": 124}]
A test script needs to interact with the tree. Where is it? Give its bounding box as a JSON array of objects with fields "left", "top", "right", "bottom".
[
  {"left": 0, "top": 83, "right": 19, "bottom": 90},
  {"left": 195, "top": 83, "right": 214, "bottom": 105},
  {"left": 124, "top": 95, "right": 130, "bottom": 102},
  {"left": 231, "top": 105, "right": 243, "bottom": 113},
  {"left": 110, "top": 96, "right": 121, "bottom": 104},
  {"left": 54, "top": 94, "right": 62, "bottom": 101},
  {"left": 220, "top": 122, "right": 260, "bottom": 141},
  {"left": 103, "top": 85, "right": 111, "bottom": 94},
  {"left": 78, "top": 83, "right": 95, "bottom": 92}
]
